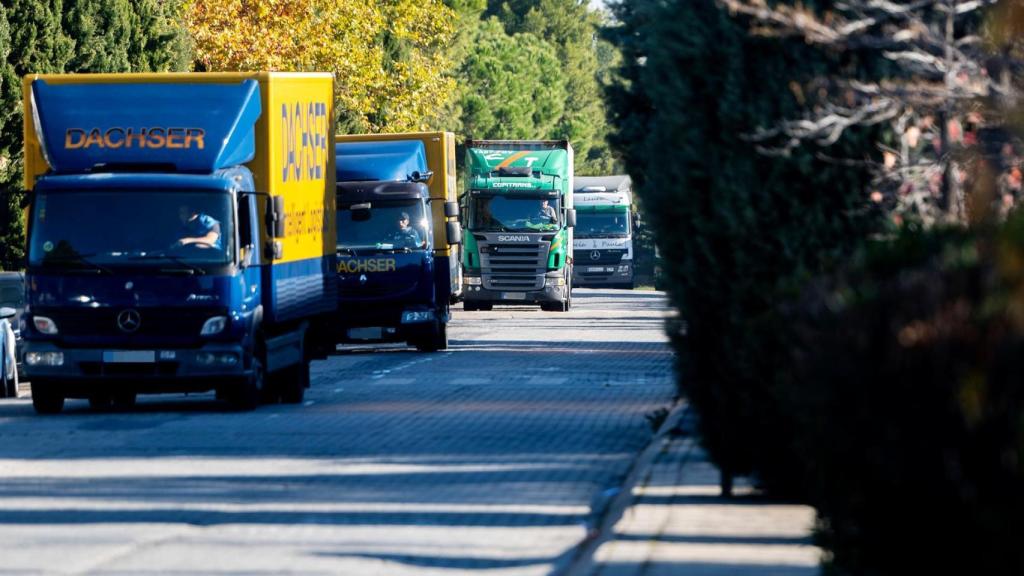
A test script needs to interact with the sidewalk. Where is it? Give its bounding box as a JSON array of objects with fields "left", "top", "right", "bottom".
[{"left": 569, "top": 407, "right": 822, "bottom": 576}]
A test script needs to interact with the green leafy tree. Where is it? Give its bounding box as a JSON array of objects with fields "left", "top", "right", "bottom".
[{"left": 456, "top": 17, "right": 565, "bottom": 140}]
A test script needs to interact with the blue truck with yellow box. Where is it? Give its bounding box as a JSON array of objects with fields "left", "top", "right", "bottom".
[
  {"left": 333, "top": 132, "right": 461, "bottom": 351},
  {"left": 20, "top": 72, "right": 337, "bottom": 414}
]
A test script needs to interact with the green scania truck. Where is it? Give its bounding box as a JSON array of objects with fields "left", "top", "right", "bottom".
[{"left": 460, "top": 140, "right": 575, "bottom": 311}]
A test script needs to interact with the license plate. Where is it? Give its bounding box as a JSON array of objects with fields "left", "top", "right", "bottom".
[
  {"left": 502, "top": 292, "right": 526, "bottom": 300},
  {"left": 103, "top": 350, "right": 155, "bottom": 363},
  {"left": 348, "top": 327, "right": 383, "bottom": 340},
  {"left": 587, "top": 266, "right": 605, "bottom": 272}
]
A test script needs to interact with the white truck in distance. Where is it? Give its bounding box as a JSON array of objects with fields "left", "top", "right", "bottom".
[{"left": 572, "top": 175, "right": 634, "bottom": 289}]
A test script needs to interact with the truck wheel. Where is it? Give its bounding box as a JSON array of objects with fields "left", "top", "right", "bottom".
[
  {"left": 2, "top": 364, "right": 16, "bottom": 398},
  {"left": 463, "top": 301, "right": 478, "bottom": 312},
  {"left": 227, "top": 358, "right": 264, "bottom": 411},
  {"left": 31, "top": 380, "right": 64, "bottom": 415},
  {"left": 89, "top": 393, "right": 114, "bottom": 411},
  {"left": 279, "top": 362, "right": 309, "bottom": 404},
  {"left": 479, "top": 303, "right": 493, "bottom": 311},
  {"left": 416, "top": 320, "right": 448, "bottom": 353},
  {"left": 113, "top": 392, "right": 137, "bottom": 409}
]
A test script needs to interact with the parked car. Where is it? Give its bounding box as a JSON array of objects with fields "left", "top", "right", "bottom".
[
  {"left": 1, "top": 306, "right": 16, "bottom": 398},
  {"left": 0, "top": 272, "right": 24, "bottom": 398}
]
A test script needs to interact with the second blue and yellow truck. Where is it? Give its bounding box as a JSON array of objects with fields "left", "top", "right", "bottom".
[{"left": 332, "top": 132, "right": 461, "bottom": 351}]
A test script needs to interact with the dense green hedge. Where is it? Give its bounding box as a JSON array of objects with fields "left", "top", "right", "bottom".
[
  {"left": 605, "top": 0, "right": 1024, "bottom": 572},
  {"left": 604, "top": 0, "right": 879, "bottom": 494},
  {"left": 781, "top": 220, "right": 1024, "bottom": 575}
]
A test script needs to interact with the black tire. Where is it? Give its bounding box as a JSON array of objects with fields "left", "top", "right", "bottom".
[
  {"left": 112, "top": 392, "right": 137, "bottom": 409},
  {"left": 31, "top": 380, "right": 64, "bottom": 415},
  {"left": 8, "top": 366, "right": 18, "bottom": 399},
  {"left": 279, "top": 361, "right": 308, "bottom": 404},
  {"left": 563, "top": 273, "right": 573, "bottom": 311},
  {"left": 415, "top": 320, "right": 448, "bottom": 352},
  {"left": 88, "top": 393, "right": 114, "bottom": 411},
  {"left": 2, "top": 366, "right": 15, "bottom": 399},
  {"left": 227, "top": 358, "right": 265, "bottom": 411},
  {"left": 478, "top": 303, "right": 493, "bottom": 311},
  {"left": 463, "top": 301, "right": 478, "bottom": 312}
]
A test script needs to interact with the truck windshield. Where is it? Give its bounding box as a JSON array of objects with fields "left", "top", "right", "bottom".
[
  {"left": 337, "top": 200, "right": 428, "bottom": 253},
  {"left": 470, "top": 195, "right": 561, "bottom": 232},
  {"left": 577, "top": 211, "right": 630, "bottom": 238},
  {"left": 28, "top": 190, "right": 234, "bottom": 269}
]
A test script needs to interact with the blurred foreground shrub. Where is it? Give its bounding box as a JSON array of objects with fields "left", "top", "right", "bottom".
[{"left": 782, "top": 218, "right": 1024, "bottom": 575}]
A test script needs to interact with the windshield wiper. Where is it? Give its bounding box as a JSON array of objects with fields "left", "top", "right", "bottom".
[
  {"left": 129, "top": 253, "right": 206, "bottom": 275},
  {"left": 41, "top": 252, "right": 112, "bottom": 275}
]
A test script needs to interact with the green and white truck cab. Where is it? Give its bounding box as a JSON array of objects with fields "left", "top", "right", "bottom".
[{"left": 461, "top": 140, "right": 575, "bottom": 311}]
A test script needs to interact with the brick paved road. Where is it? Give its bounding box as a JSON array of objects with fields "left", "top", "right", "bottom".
[{"left": 0, "top": 289, "right": 674, "bottom": 575}]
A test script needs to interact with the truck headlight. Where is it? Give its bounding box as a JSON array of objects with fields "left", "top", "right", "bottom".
[
  {"left": 464, "top": 276, "right": 482, "bottom": 286},
  {"left": 25, "top": 351, "right": 64, "bottom": 366},
  {"left": 401, "top": 310, "right": 435, "bottom": 324},
  {"left": 546, "top": 277, "right": 566, "bottom": 287},
  {"left": 200, "top": 316, "right": 228, "bottom": 336},
  {"left": 33, "top": 316, "right": 58, "bottom": 335},
  {"left": 196, "top": 352, "right": 238, "bottom": 366},
  {"left": 618, "top": 265, "right": 630, "bottom": 273}
]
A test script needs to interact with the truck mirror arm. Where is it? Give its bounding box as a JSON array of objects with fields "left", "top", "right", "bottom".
[{"left": 409, "top": 170, "right": 434, "bottom": 184}]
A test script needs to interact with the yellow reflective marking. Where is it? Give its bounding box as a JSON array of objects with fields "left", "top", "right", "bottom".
[{"left": 337, "top": 259, "right": 397, "bottom": 274}]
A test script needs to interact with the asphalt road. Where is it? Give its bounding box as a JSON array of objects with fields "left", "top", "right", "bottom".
[{"left": 0, "top": 288, "right": 675, "bottom": 575}]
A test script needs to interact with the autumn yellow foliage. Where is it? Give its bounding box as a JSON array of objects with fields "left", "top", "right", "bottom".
[{"left": 182, "top": 0, "right": 457, "bottom": 133}]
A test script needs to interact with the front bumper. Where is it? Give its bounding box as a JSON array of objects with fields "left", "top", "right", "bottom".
[
  {"left": 574, "top": 263, "right": 633, "bottom": 286},
  {"left": 21, "top": 340, "right": 250, "bottom": 396},
  {"left": 462, "top": 272, "right": 568, "bottom": 305},
  {"left": 332, "top": 302, "right": 443, "bottom": 343}
]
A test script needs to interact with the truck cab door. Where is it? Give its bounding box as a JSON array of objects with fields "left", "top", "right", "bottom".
[{"left": 238, "top": 193, "right": 261, "bottom": 313}]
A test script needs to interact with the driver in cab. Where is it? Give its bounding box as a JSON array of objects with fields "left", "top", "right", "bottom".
[
  {"left": 536, "top": 199, "right": 557, "bottom": 224},
  {"left": 175, "top": 204, "right": 221, "bottom": 249},
  {"left": 391, "top": 212, "right": 422, "bottom": 250}
]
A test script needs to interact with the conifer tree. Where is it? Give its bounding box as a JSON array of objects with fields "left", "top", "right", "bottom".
[{"left": 0, "top": 0, "right": 188, "bottom": 269}]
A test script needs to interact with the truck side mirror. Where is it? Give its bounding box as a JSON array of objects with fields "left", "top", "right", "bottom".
[
  {"left": 446, "top": 221, "right": 462, "bottom": 245},
  {"left": 239, "top": 245, "right": 255, "bottom": 269},
  {"left": 566, "top": 209, "right": 576, "bottom": 228},
  {"left": 445, "top": 201, "right": 459, "bottom": 218},
  {"left": 269, "top": 195, "right": 286, "bottom": 238}
]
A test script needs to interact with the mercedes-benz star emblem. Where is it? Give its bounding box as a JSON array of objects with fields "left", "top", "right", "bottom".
[
  {"left": 117, "top": 309, "right": 141, "bottom": 333},
  {"left": 359, "top": 274, "right": 368, "bottom": 285},
  {"left": 590, "top": 250, "right": 601, "bottom": 261}
]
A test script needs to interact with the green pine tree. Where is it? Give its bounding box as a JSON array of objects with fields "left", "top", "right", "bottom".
[
  {"left": 487, "top": 0, "right": 611, "bottom": 172},
  {"left": 0, "top": 0, "right": 188, "bottom": 269},
  {"left": 63, "top": 0, "right": 133, "bottom": 72},
  {"left": 127, "top": 0, "right": 192, "bottom": 72},
  {"left": 456, "top": 17, "right": 566, "bottom": 140}
]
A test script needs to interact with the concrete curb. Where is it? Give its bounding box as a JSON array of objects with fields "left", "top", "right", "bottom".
[{"left": 551, "top": 399, "right": 691, "bottom": 576}]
